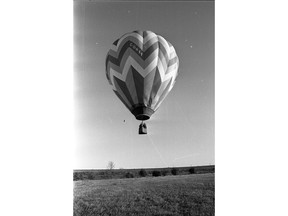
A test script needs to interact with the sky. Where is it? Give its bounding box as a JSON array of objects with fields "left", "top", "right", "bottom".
[{"left": 74, "top": 0, "right": 214, "bottom": 169}]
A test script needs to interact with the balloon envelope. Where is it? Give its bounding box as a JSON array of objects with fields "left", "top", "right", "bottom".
[{"left": 105, "top": 30, "right": 179, "bottom": 120}]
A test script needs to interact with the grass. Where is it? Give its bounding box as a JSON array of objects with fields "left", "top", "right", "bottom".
[{"left": 74, "top": 173, "right": 214, "bottom": 216}]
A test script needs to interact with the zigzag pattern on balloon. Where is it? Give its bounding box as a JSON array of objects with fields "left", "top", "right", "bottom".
[{"left": 105, "top": 30, "right": 179, "bottom": 113}]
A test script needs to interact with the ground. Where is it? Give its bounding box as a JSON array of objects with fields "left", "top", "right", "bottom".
[{"left": 74, "top": 173, "right": 214, "bottom": 216}]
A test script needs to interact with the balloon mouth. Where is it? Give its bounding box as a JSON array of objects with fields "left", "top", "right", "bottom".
[
  {"left": 136, "top": 114, "right": 150, "bottom": 121},
  {"left": 131, "top": 106, "right": 154, "bottom": 121}
]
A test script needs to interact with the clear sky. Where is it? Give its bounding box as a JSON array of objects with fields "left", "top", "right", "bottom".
[{"left": 74, "top": 0, "right": 214, "bottom": 169}]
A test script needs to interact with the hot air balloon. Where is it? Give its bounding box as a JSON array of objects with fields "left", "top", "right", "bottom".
[{"left": 105, "top": 30, "right": 179, "bottom": 134}]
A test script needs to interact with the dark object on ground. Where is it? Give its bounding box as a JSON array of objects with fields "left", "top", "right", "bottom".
[
  {"left": 171, "top": 168, "right": 178, "bottom": 175},
  {"left": 125, "top": 172, "right": 134, "bottom": 178},
  {"left": 189, "top": 167, "right": 195, "bottom": 174},
  {"left": 139, "top": 169, "right": 147, "bottom": 177},
  {"left": 152, "top": 170, "right": 161, "bottom": 177}
]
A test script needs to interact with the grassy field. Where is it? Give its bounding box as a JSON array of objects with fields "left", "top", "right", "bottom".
[{"left": 74, "top": 173, "right": 214, "bottom": 216}]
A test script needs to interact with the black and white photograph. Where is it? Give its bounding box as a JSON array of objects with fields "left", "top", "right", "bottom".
[
  {"left": 3, "top": 0, "right": 288, "bottom": 216},
  {"left": 74, "top": 0, "right": 214, "bottom": 215}
]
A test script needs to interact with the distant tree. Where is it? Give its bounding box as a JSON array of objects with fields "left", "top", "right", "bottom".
[
  {"left": 73, "top": 172, "right": 82, "bottom": 181},
  {"left": 107, "top": 161, "right": 115, "bottom": 170},
  {"left": 171, "top": 168, "right": 178, "bottom": 175},
  {"left": 189, "top": 167, "right": 195, "bottom": 174},
  {"left": 152, "top": 170, "right": 161, "bottom": 177},
  {"left": 139, "top": 169, "right": 147, "bottom": 177},
  {"left": 86, "top": 172, "right": 94, "bottom": 180},
  {"left": 125, "top": 172, "right": 134, "bottom": 178},
  {"left": 161, "top": 170, "right": 168, "bottom": 176}
]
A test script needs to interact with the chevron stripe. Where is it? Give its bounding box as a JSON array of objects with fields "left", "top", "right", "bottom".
[
  {"left": 143, "top": 67, "right": 157, "bottom": 106},
  {"left": 144, "top": 31, "right": 157, "bottom": 44},
  {"left": 106, "top": 44, "right": 160, "bottom": 75},
  {"left": 108, "top": 54, "right": 159, "bottom": 82},
  {"left": 131, "top": 66, "right": 144, "bottom": 104},
  {"left": 125, "top": 66, "right": 139, "bottom": 104},
  {"left": 107, "top": 55, "right": 178, "bottom": 91},
  {"left": 154, "top": 78, "right": 173, "bottom": 110},
  {"left": 168, "top": 56, "right": 178, "bottom": 67},
  {"left": 113, "top": 77, "right": 132, "bottom": 109},
  {"left": 105, "top": 30, "right": 179, "bottom": 117},
  {"left": 158, "top": 49, "right": 168, "bottom": 73},
  {"left": 106, "top": 40, "right": 169, "bottom": 72},
  {"left": 150, "top": 77, "right": 171, "bottom": 109},
  {"left": 114, "top": 90, "right": 131, "bottom": 111},
  {"left": 107, "top": 51, "right": 166, "bottom": 81},
  {"left": 113, "top": 76, "right": 134, "bottom": 107},
  {"left": 111, "top": 33, "right": 144, "bottom": 52},
  {"left": 147, "top": 67, "right": 162, "bottom": 107},
  {"left": 109, "top": 35, "right": 144, "bottom": 56},
  {"left": 108, "top": 35, "right": 170, "bottom": 60},
  {"left": 113, "top": 39, "right": 119, "bottom": 46}
]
